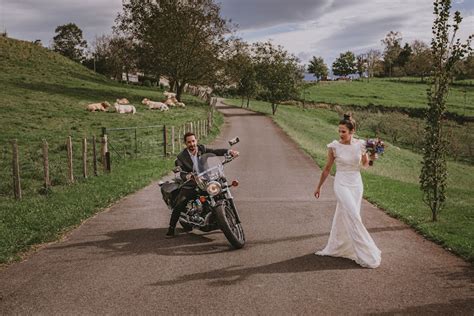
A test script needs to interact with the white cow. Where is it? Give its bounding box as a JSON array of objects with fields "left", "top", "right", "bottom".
[
  {"left": 114, "top": 103, "right": 136, "bottom": 114},
  {"left": 142, "top": 98, "right": 169, "bottom": 111},
  {"left": 116, "top": 98, "right": 130, "bottom": 105}
]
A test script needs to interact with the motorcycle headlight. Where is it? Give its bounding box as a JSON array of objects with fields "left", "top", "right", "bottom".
[{"left": 206, "top": 181, "right": 222, "bottom": 196}]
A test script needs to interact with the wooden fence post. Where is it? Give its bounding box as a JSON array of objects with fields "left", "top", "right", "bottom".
[
  {"left": 92, "top": 136, "right": 98, "bottom": 176},
  {"left": 105, "top": 152, "right": 111, "bottom": 173},
  {"left": 82, "top": 138, "right": 87, "bottom": 179},
  {"left": 66, "top": 136, "right": 74, "bottom": 183},
  {"left": 171, "top": 126, "right": 175, "bottom": 154},
  {"left": 134, "top": 127, "right": 138, "bottom": 156},
  {"left": 42, "top": 139, "right": 50, "bottom": 189},
  {"left": 163, "top": 125, "right": 167, "bottom": 157},
  {"left": 11, "top": 139, "right": 21, "bottom": 200},
  {"left": 101, "top": 135, "right": 108, "bottom": 171}
]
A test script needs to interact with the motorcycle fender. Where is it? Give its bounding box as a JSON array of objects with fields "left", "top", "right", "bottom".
[{"left": 215, "top": 199, "right": 241, "bottom": 224}]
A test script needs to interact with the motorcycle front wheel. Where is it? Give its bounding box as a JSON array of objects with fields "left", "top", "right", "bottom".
[{"left": 215, "top": 202, "right": 245, "bottom": 249}]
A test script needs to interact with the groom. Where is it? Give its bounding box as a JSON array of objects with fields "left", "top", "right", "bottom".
[{"left": 166, "top": 132, "right": 239, "bottom": 237}]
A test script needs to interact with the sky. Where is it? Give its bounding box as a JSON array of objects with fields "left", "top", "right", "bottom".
[{"left": 1, "top": 0, "right": 473, "bottom": 67}]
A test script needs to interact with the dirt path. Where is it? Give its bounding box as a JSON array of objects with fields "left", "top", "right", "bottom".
[{"left": 0, "top": 100, "right": 472, "bottom": 314}]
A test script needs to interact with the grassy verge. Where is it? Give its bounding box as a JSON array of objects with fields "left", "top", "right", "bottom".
[
  {"left": 0, "top": 111, "right": 223, "bottom": 265},
  {"left": 225, "top": 99, "right": 474, "bottom": 262},
  {"left": 0, "top": 36, "right": 226, "bottom": 264},
  {"left": 302, "top": 78, "right": 473, "bottom": 116}
]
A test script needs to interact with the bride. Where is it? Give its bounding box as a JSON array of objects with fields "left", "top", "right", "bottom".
[{"left": 314, "top": 113, "right": 381, "bottom": 268}]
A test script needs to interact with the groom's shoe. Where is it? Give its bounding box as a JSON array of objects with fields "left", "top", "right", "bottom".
[{"left": 165, "top": 226, "right": 176, "bottom": 238}]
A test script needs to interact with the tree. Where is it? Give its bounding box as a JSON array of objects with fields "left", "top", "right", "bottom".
[
  {"left": 396, "top": 43, "right": 412, "bottom": 68},
  {"left": 222, "top": 39, "right": 257, "bottom": 107},
  {"left": 381, "top": 31, "right": 402, "bottom": 77},
  {"left": 405, "top": 40, "right": 433, "bottom": 81},
  {"left": 52, "top": 23, "right": 88, "bottom": 62},
  {"left": 253, "top": 41, "right": 303, "bottom": 115},
  {"left": 116, "top": 0, "right": 231, "bottom": 101},
  {"left": 356, "top": 54, "right": 367, "bottom": 78},
  {"left": 420, "top": 0, "right": 472, "bottom": 221},
  {"left": 365, "top": 49, "right": 382, "bottom": 81},
  {"left": 453, "top": 54, "right": 474, "bottom": 80},
  {"left": 332, "top": 51, "right": 356, "bottom": 77},
  {"left": 307, "top": 56, "right": 328, "bottom": 81}
]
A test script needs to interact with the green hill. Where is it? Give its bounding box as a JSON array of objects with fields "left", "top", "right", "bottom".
[
  {"left": 0, "top": 37, "right": 219, "bottom": 264},
  {"left": 0, "top": 36, "right": 206, "bottom": 144}
]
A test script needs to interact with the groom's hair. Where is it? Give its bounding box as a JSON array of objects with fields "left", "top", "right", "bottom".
[
  {"left": 183, "top": 132, "right": 196, "bottom": 143},
  {"left": 340, "top": 112, "right": 356, "bottom": 131}
]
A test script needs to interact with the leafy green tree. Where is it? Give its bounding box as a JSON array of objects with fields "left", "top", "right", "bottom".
[
  {"left": 356, "top": 54, "right": 367, "bottom": 78},
  {"left": 116, "top": 0, "right": 230, "bottom": 101},
  {"left": 222, "top": 39, "right": 258, "bottom": 108},
  {"left": 307, "top": 56, "right": 328, "bottom": 81},
  {"left": 253, "top": 41, "right": 303, "bottom": 115},
  {"left": 453, "top": 54, "right": 474, "bottom": 80},
  {"left": 52, "top": 23, "right": 88, "bottom": 62},
  {"left": 381, "top": 31, "right": 402, "bottom": 77},
  {"left": 420, "top": 0, "right": 472, "bottom": 221},
  {"left": 396, "top": 43, "right": 412, "bottom": 68},
  {"left": 365, "top": 49, "right": 382, "bottom": 81},
  {"left": 332, "top": 51, "right": 356, "bottom": 77},
  {"left": 405, "top": 40, "right": 432, "bottom": 81}
]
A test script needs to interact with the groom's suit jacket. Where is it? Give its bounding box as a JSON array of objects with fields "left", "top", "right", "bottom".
[{"left": 175, "top": 144, "right": 228, "bottom": 181}]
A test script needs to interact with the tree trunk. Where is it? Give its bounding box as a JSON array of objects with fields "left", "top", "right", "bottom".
[
  {"left": 246, "top": 97, "right": 250, "bottom": 108},
  {"left": 241, "top": 96, "right": 244, "bottom": 108},
  {"left": 176, "top": 81, "right": 185, "bottom": 102},
  {"left": 271, "top": 103, "right": 278, "bottom": 115}
]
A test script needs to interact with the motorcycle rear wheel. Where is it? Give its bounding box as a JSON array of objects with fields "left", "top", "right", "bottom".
[{"left": 215, "top": 203, "right": 245, "bottom": 249}]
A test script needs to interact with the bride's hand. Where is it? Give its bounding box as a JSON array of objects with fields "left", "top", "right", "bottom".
[{"left": 314, "top": 188, "right": 321, "bottom": 199}]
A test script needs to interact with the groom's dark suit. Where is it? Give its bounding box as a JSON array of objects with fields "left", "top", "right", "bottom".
[{"left": 170, "top": 144, "right": 229, "bottom": 228}]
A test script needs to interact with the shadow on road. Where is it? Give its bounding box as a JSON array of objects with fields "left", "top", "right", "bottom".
[
  {"left": 150, "top": 253, "right": 362, "bottom": 287},
  {"left": 49, "top": 228, "right": 230, "bottom": 257}
]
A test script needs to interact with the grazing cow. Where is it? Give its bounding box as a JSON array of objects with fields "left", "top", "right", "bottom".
[
  {"left": 163, "top": 98, "right": 176, "bottom": 107},
  {"left": 86, "top": 101, "right": 111, "bottom": 112},
  {"left": 142, "top": 98, "right": 169, "bottom": 111},
  {"left": 116, "top": 98, "right": 130, "bottom": 104},
  {"left": 163, "top": 91, "right": 176, "bottom": 99},
  {"left": 114, "top": 103, "right": 136, "bottom": 114}
]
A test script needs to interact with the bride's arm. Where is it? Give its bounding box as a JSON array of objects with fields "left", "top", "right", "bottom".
[{"left": 314, "top": 149, "right": 335, "bottom": 199}]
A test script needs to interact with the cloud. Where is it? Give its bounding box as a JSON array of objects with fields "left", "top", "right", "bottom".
[
  {"left": 1, "top": 0, "right": 123, "bottom": 46},
  {"left": 1, "top": 0, "right": 472, "bottom": 66}
]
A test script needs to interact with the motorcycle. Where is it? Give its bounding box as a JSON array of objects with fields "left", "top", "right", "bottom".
[{"left": 159, "top": 137, "right": 245, "bottom": 249}]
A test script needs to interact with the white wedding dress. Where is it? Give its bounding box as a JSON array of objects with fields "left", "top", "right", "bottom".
[{"left": 316, "top": 139, "right": 381, "bottom": 268}]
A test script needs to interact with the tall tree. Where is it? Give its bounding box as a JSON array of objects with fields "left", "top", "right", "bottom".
[
  {"left": 365, "top": 49, "right": 382, "bottom": 81},
  {"left": 52, "top": 23, "right": 88, "bottom": 62},
  {"left": 117, "top": 0, "right": 231, "bottom": 101},
  {"left": 253, "top": 41, "right": 303, "bottom": 115},
  {"left": 223, "top": 39, "right": 257, "bottom": 107},
  {"left": 420, "top": 0, "right": 472, "bottom": 221},
  {"left": 405, "top": 40, "right": 433, "bottom": 81},
  {"left": 381, "top": 31, "right": 402, "bottom": 77},
  {"left": 307, "top": 56, "right": 328, "bottom": 81},
  {"left": 332, "top": 51, "right": 356, "bottom": 77},
  {"left": 356, "top": 54, "right": 367, "bottom": 78}
]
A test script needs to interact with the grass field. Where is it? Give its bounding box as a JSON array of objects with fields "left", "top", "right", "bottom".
[
  {"left": 0, "top": 37, "right": 223, "bottom": 264},
  {"left": 225, "top": 98, "right": 474, "bottom": 262},
  {"left": 302, "top": 78, "right": 474, "bottom": 116}
]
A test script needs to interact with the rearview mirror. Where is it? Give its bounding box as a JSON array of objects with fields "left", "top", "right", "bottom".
[{"left": 228, "top": 137, "right": 239, "bottom": 146}]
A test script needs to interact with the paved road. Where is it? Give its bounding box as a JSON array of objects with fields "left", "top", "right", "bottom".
[{"left": 0, "top": 101, "right": 472, "bottom": 314}]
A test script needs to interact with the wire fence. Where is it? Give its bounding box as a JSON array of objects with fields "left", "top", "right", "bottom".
[{"left": 0, "top": 102, "right": 217, "bottom": 200}]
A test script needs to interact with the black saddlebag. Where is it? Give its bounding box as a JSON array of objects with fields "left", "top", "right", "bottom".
[{"left": 160, "top": 181, "right": 180, "bottom": 207}]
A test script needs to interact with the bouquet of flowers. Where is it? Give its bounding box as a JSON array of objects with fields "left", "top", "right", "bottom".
[{"left": 365, "top": 138, "right": 385, "bottom": 166}]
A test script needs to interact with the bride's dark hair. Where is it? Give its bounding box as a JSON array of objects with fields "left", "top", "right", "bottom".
[{"left": 339, "top": 112, "right": 356, "bottom": 131}]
